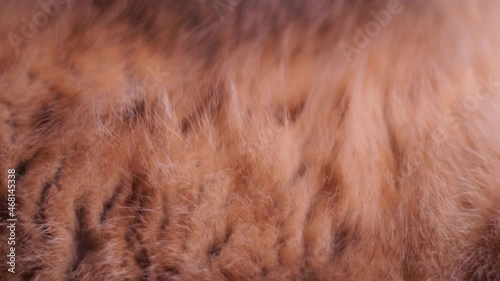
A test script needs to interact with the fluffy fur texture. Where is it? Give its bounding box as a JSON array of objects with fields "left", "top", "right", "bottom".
[{"left": 0, "top": 0, "right": 499, "bottom": 280}]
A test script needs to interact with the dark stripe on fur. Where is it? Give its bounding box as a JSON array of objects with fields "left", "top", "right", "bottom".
[
  {"left": 136, "top": 247, "right": 152, "bottom": 281},
  {"left": 123, "top": 175, "right": 153, "bottom": 280},
  {"left": 14, "top": 152, "right": 39, "bottom": 182},
  {"left": 208, "top": 227, "right": 232, "bottom": 258},
  {"left": 32, "top": 163, "right": 65, "bottom": 238},
  {"left": 33, "top": 181, "right": 53, "bottom": 239},
  {"left": 100, "top": 183, "right": 124, "bottom": 222},
  {"left": 330, "top": 227, "right": 350, "bottom": 260},
  {"left": 71, "top": 206, "right": 103, "bottom": 277},
  {"left": 33, "top": 105, "right": 57, "bottom": 134},
  {"left": 275, "top": 99, "right": 306, "bottom": 125},
  {"left": 20, "top": 266, "right": 42, "bottom": 281},
  {"left": 124, "top": 100, "right": 146, "bottom": 125}
]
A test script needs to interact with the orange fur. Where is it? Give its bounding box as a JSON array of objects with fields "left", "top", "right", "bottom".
[{"left": 0, "top": 1, "right": 499, "bottom": 280}]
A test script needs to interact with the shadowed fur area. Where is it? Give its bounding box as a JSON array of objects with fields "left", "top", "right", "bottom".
[{"left": 0, "top": 0, "right": 500, "bottom": 280}]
